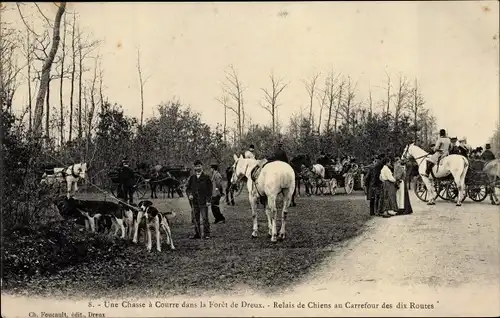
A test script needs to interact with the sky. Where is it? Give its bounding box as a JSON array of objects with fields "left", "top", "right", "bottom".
[{"left": 5, "top": 1, "right": 499, "bottom": 146}]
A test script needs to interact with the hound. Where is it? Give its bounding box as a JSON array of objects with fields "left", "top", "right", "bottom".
[{"left": 133, "top": 200, "right": 176, "bottom": 252}]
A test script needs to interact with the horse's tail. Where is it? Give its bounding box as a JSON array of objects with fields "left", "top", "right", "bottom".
[{"left": 459, "top": 156, "right": 469, "bottom": 182}]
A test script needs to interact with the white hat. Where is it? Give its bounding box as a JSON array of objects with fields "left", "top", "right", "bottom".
[{"left": 459, "top": 136, "right": 466, "bottom": 141}]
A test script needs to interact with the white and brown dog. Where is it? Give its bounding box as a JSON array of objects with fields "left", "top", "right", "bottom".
[
  {"left": 54, "top": 197, "right": 135, "bottom": 239},
  {"left": 132, "top": 200, "right": 176, "bottom": 252}
]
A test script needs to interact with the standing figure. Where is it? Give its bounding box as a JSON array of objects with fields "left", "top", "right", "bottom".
[
  {"left": 210, "top": 162, "right": 226, "bottom": 224},
  {"left": 186, "top": 160, "right": 213, "bottom": 239},
  {"left": 364, "top": 154, "right": 384, "bottom": 216},
  {"left": 118, "top": 157, "right": 136, "bottom": 204}
]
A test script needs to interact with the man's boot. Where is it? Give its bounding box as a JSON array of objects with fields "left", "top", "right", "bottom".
[{"left": 425, "top": 161, "right": 434, "bottom": 177}]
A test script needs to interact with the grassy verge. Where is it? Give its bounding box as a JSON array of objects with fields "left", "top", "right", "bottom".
[{"left": 2, "top": 194, "right": 372, "bottom": 298}]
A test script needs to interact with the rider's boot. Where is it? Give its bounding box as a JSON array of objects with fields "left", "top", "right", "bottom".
[{"left": 424, "top": 161, "right": 434, "bottom": 177}]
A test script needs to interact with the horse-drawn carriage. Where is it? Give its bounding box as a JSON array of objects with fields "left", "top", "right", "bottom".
[
  {"left": 107, "top": 164, "right": 191, "bottom": 200},
  {"left": 311, "top": 162, "right": 356, "bottom": 195},
  {"left": 414, "top": 159, "right": 492, "bottom": 203}
]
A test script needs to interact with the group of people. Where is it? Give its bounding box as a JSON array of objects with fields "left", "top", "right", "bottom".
[
  {"left": 425, "top": 129, "right": 496, "bottom": 178},
  {"left": 364, "top": 154, "right": 413, "bottom": 218}
]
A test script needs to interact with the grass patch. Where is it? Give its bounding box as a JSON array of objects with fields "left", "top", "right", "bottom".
[{"left": 2, "top": 193, "right": 372, "bottom": 298}]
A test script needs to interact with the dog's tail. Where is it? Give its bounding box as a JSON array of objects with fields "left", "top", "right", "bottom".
[{"left": 164, "top": 211, "right": 176, "bottom": 218}]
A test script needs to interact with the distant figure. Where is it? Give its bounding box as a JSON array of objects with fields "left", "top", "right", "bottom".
[
  {"left": 210, "top": 162, "right": 226, "bottom": 224},
  {"left": 481, "top": 144, "right": 495, "bottom": 161},
  {"left": 244, "top": 144, "right": 256, "bottom": 159},
  {"left": 118, "top": 157, "right": 136, "bottom": 204}
]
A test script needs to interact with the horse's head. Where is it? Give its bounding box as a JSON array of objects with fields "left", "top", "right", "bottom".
[
  {"left": 401, "top": 143, "right": 415, "bottom": 163},
  {"left": 78, "top": 162, "right": 87, "bottom": 179},
  {"left": 231, "top": 154, "right": 247, "bottom": 185}
]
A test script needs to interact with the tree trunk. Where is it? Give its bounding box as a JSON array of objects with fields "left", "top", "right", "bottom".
[
  {"left": 45, "top": 78, "right": 51, "bottom": 139},
  {"left": 69, "top": 13, "right": 76, "bottom": 142},
  {"left": 59, "top": 14, "right": 67, "bottom": 147},
  {"left": 77, "top": 25, "right": 83, "bottom": 140},
  {"left": 26, "top": 28, "right": 32, "bottom": 132},
  {"left": 32, "top": 2, "right": 67, "bottom": 138}
]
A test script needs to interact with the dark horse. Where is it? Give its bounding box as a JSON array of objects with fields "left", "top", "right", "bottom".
[
  {"left": 148, "top": 167, "right": 185, "bottom": 199},
  {"left": 290, "top": 154, "right": 313, "bottom": 198}
]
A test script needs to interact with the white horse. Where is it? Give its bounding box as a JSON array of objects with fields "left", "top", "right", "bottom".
[
  {"left": 401, "top": 143, "right": 468, "bottom": 206},
  {"left": 230, "top": 154, "right": 296, "bottom": 242},
  {"left": 41, "top": 163, "right": 88, "bottom": 198}
]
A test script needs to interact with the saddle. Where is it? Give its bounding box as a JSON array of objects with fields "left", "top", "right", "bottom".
[{"left": 250, "top": 160, "right": 269, "bottom": 183}]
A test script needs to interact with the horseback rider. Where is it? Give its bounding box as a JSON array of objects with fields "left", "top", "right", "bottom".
[
  {"left": 457, "top": 136, "right": 471, "bottom": 157},
  {"left": 449, "top": 137, "right": 460, "bottom": 155},
  {"left": 424, "top": 129, "right": 451, "bottom": 177},
  {"left": 254, "top": 140, "right": 289, "bottom": 172},
  {"left": 244, "top": 144, "right": 256, "bottom": 159},
  {"left": 317, "top": 151, "right": 330, "bottom": 166},
  {"left": 480, "top": 143, "right": 495, "bottom": 161}
]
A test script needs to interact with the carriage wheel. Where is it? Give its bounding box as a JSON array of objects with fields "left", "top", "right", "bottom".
[
  {"left": 436, "top": 181, "right": 452, "bottom": 201},
  {"left": 445, "top": 181, "right": 468, "bottom": 203},
  {"left": 134, "top": 179, "right": 148, "bottom": 200},
  {"left": 467, "top": 184, "right": 488, "bottom": 202},
  {"left": 344, "top": 173, "right": 354, "bottom": 194},
  {"left": 414, "top": 176, "right": 438, "bottom": 202},
  {"left": 329, "top": 179, "right": 337, "bottom": 195}
]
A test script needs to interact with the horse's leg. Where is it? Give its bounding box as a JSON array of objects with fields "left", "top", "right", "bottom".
[
  {"left": 421, "top": 176, "right": 436, "bottom": 205},
  {"left": 490, "top": 176, "right": 500, "bottom": 205},
  {"left": 66, "top": 179, "right": 72, "bottom": 198},
  {"left": 267, "top": 194, "right": 278, "bottom": 242},
  {"left": 265, "top": 203, "right": 272, "bottom": 238},
  {"left": 249, "top": 193, "right": 259, "bottom": 238},
  {"left": 455, "top": 163, "right": 468, "bottom": 207},
  {"left": 279, "top": 188, "right": 291, "bottom": 240},
  {"left": 291, "top": 187, "right": 296, "bottom": 207}
]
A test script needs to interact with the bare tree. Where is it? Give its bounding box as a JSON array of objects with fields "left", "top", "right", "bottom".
[
  {"left": 323, "top": 71, "right": 340, "bottom": 132},
  {"left": 368, "top": 85, "right": 373, "bottom": 116},
  {"left": 98, "top": 58, "right": 105, "bottom": 110},
  {"left": 340, "top": 76, "right": 358, "bottom": 133},
  {"left": 215, "top": 95, "right": 230, "bottom": 144},
  {"left": 68, "top": 13, "right": 77, "bottom": 141},
  {"left": 407, "top": 78, "right": 426, "bottom": 142},
  {"left": 27, "top": 2, "right": 66, "bottom": 138},
  {"left": 137, "top": 47, "right": 151, "bottom": 127},
  {"left": 58, "top": 13, "right": 68, "bottom": 146},
  {"left": 76, "top": 25, "right": 101, "bottom": 139},
  {"left": 384, "top": 72, "right": 392, "bottom": 115},
  {"left": 221, "top": 65, "right": 245, "bottom": 143},
  {"left": 301, "top": 72, "right": 320, "bottom": 133},
  {"left": 392, "top": 74, "right": 410, "bottom": 125},
  {"left": 260, "top": 72, "right": 288, "bottom": 133},
  {"left": 315, "top": 88, "right": 327, "bottom": 133}
]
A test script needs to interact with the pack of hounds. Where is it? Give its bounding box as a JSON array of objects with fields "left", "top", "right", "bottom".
[{"left": 55, "top": 197, "right": 176, "bottom": 252}]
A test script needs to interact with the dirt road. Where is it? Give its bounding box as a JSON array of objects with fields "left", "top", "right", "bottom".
[{"left": 295, "top": 194, "right": 500, "bottom": 317}]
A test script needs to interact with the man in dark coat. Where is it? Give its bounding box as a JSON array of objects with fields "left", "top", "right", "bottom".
[
  {"left": 267, "top": 141, "right": 289, "bottom": 163},
  {"left": 118, "top": 157, "right": 136, "bottom": 204},
  {"left": 186, "top": 160, "right": 213, "bottom": 239},
  {"left": 364, "top": 154, "right": 385, "bottom": 216},
  {"left": 481, "top": 144, "right": 496, "bottom": 161}
]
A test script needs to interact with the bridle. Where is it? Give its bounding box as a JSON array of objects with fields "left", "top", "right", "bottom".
[
  {"left": 231, "top": 158, "right": 249, "bottom": 188},
  {"left": 67, "top": 163, "right": 83, "bottom": 179}
]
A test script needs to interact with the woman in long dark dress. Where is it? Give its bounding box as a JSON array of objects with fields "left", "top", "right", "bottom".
[
  {"left": 378, "top": 157, "right": 398, "bottom": 218},
  {"left": 394, "top": 157, "right": 413, "bottom": 215}
]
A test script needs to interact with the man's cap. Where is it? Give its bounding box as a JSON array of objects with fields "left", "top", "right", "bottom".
[
  {"left": 210, "top": 161, "right": 219, "bottom": 168},
  {"left": 485, "top": 143, "right": 491, "bottom": 149},
  {"left": 193, "top": 160, "right": 203, "bottom": 166},
  {"left": 439, "top": 129, "right": 446, "bottom": 135},
  {"left": 249, "top": 144, "right": 255, "bottom": 149}
]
